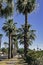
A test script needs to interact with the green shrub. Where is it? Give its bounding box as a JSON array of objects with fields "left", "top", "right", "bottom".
[{"left": 17, "top": 48, "right": 24, "bottom": 54}]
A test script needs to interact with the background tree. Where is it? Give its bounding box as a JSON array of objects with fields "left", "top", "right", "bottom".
[{"left": 0, "top": 34, "right": 3, "bottom": 49}]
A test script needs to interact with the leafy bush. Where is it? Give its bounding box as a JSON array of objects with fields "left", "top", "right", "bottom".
[
  {"left": 17, "top": 48, "right": 24, "bottom": 54},
  {"left": 1, "top": 48, "right": 8, "bottom": 54},
  {"left": 37, "top": 57, "right": 43, "bottom": 65},
  {"left": 25, "top": 50, "right": 43, "bottom": 65}
]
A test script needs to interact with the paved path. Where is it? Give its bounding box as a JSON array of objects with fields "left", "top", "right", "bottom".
[{"left": 0, "top": 55, "right": 28, "bottom": 65}]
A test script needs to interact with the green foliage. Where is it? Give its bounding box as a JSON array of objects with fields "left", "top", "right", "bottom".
[
  {"left": 27, "top": 50, "right": 43, "bottom": 59},
  {"left": 0, "top": 34, "right": 3, "bottom": 38},
  {"left": 16, "top": 0, "right": 36, "bottom": 14},
  {"left": 18, "top": 48, "right": 24, "bottom": 54},
  {"left": 24, "top": 50, "right": 43, "bottom": 65},
  {"left": 18, "top": 24, "right": 36, "bottom": 46},
  {"left": 4, "top": 6, "right": 13, "bottom": 18},
  {"left": 0, "top": 0, "right": 14, "bottom": 18},
  {"left": 0, "top": 0, "right": 4, "bottom": 17},
  {"left": 25, "top": 55, "right": 39, "bottom": 65},
  {"left": 37, "top": 57, "right": 43, "bottom": 65},
  {"left": 7, "top": 0, "right": 12, "bottom": 3},
  {"left": 35, "top": 51, "right": 43, "bottom": 58},
  {"left": 2, "top": 19, "right": 16, "bottom": 34},
  {"left": 1, "top": 48, "right": 8, "bottom": 54}
]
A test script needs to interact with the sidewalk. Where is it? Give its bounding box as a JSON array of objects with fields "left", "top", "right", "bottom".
[{"left": 0, "top": 55, "right": 28, "bottom": 65}]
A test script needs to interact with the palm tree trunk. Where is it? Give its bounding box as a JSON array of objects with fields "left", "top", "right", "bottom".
[
  {"left": 24, "top": 11, "right": 28, "bottom": 57},
  {"left": 0, "top": 39, "right": 1, "bottom": 49},
  {"left": 8, "top": 31, "right": 11, "bottom": 59},
  {"left": 11, "top": 44, "right": 13, "bottom": 58},
  {"left": 11, "top": 36, "right": 13, "bottom": 58}
]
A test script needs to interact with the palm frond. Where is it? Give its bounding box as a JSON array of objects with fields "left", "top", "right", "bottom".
[{"left": 18, "top": 24, "right": 36, "bottom": 46}]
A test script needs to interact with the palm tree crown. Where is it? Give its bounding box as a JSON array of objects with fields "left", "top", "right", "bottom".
[
  {"left": 16, "top": 0, "right": 36, "bottom": 14},
  {"left": 4, "top": 0, "right": 14, "bottom": 18},
  {"left": 0, "top": 0, "right": 14, "bottom": 18},
  {"left": 2, "top": 19, "right": 16, "bottom": 34}
]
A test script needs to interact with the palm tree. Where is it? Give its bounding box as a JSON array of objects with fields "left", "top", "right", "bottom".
[
  {"left": 0, "top": 34, "right": 3, "bottom": 49},
  {"left": 6, "top": 26, "right": 18, "bottom": 58},
  {"left": 18, "top": 24, "right": 36, "bottom": 56},
  {"left": 2, "top": 19, "right": 16, "bottom": 59},
  {"left": 0, "top": 0, "right": 14, "bottom": 59},
  {"left": 16, "top": 0, "right": 36, "bottom": 57},
  {"left": 11, "top": 26, "right": 18, "bottom": 57}
]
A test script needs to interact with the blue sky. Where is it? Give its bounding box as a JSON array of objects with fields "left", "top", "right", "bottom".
[{"left": 0, "top": 0, "right": 43, "bottom": 50}]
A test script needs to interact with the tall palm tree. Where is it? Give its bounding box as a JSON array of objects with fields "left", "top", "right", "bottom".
[
  {"left": 0, "top": 34, "right": 3, "bottom": 49},
  {"left": 16, "top": 0, "right": 36, "bottom": 57},
  {"left": 18, "top": 24, "right": 36, "bottom": 56},
  {"left": 4, "top": 0, "right": 14, "bottom": 58},
  {"left": 2, "top": 19, "right": 16, "bottom": 59},
  {"left": 0, "top": 0, "right": 14, "bottom": 59}
]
